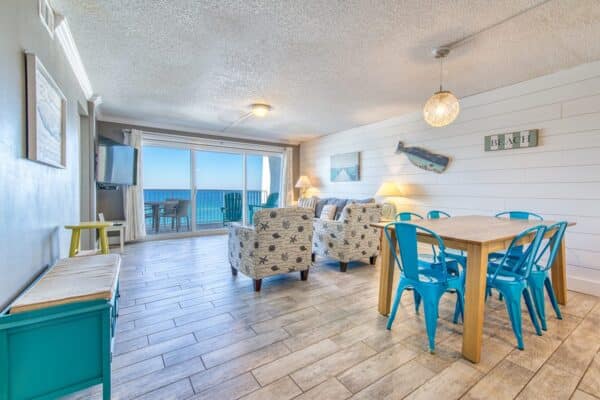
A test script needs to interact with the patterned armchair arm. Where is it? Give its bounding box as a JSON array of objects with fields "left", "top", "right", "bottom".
[{"left": 228, "top": 223, "right": 258, "bottom": 276}]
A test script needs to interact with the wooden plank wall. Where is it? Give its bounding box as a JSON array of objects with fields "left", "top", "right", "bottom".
[{"left": 300, "top": 60, "right": 600, "bottom": 296}]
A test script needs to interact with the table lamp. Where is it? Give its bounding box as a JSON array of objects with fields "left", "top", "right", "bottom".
[
  {"left": 295, "top": 175, "right": 312, "bottom": 198},
  {"left": 375, "top": 182, "right": 403, "bottom": 197}
]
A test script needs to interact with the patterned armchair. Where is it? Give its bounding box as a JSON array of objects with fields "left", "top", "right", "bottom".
[
  {"left": 312, "top": 203, "right": 383, "bottom": 272},
  {"left": 228, "top": 207, "right": 314, "bottom": 291}
]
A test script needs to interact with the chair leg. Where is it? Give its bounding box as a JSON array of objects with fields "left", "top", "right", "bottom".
[
  {"left": 523, "top": 289, "right": 542, "bottom": 336},
  {"left": 504, "top": 295, "right": 525, "bottom": 350},
  {"left": 253, "top": 279, "right": 262, "bottom": 292},
  {"left": 544, "top": 278, "right": 562, "bottom": 320},
  {"left": 387, "top": 285, "right": 406, "bottom": 330},
  {"left": 231, "top": 266, "right": 238, "bottom": 276},
  {"left": 369, "top": 256, "right": 377, "bottom": 265},
  {"left": 453, "top": 289, "right": 464, "bottom": 324},
  {"left": 423, "top": 297, "right": 441, "bottom": 354},
  {"left": 529, "top": 281, "right": 548, "bottom": 331},
  {"left": 339, "top": 262, "right": 348, "bottom": 273},
  {"left": 300, "top": 269, "right": 309, "bottom": 281},
  {"left": 413, "top": 291, "right": 422, "bottom": 314}
]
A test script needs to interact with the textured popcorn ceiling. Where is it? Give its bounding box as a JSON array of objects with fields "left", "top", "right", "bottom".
[{"left": 53, "top": 0, "right": 600, "bottom": 143}]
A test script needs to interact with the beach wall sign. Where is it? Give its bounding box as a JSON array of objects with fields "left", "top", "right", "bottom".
[{"left": 485, "top": 129, "right": 539, "bottom": 152}]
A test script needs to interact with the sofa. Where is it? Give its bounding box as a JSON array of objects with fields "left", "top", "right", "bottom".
[
  {"left": 311, "top": 200, "right": 383, "bottom": 272},
  {"left": 228, "top": 207, "right": 314, "bottom": 291}
]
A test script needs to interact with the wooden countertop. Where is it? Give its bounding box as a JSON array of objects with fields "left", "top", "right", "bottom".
[{"left": 10, "top": 254, "right": 121, "bottom": 314}]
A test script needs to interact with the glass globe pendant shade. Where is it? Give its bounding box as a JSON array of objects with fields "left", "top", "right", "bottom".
[{"left": 423, "top": 90, "right": 460, "bottom": 127}]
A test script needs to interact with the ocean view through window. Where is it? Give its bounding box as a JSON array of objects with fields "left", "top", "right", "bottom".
[{"left": 142, "top": 144, "right": 282, "bottom": 234}]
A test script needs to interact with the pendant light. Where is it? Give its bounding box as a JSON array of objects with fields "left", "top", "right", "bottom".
[{"left": 423, "top": 47, "right": 460, "bottom": 128}]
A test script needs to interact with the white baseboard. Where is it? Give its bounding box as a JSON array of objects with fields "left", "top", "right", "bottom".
[{"left": 568, "top": 275, "right": 600, "bottom": 297}]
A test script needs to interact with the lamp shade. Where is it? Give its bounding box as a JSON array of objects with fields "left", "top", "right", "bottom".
[
  {"left": 295, "top": 175, "right": 312, "bottom": 189},
  {"left": 423, "top": 90, "right": 460, "bottom": 127},
  {"left": 375, "top": 182, "right": 403, "bottom": 197}
]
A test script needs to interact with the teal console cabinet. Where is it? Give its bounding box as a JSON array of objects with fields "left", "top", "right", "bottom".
[{"left": 0, "top": 254, "right": 121, "bottom": 400}]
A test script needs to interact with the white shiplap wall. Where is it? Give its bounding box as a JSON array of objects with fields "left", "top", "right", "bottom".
[{"left": 300, "top": 61, "right": 600, "bottom": 296}]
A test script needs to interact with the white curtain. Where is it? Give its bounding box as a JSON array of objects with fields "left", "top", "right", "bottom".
[
  {"left": 281, "top": 147, "right": 294, "bottom": 206},
  {"left": 123, "top": 129, "right": 146, "bottom": 241}
]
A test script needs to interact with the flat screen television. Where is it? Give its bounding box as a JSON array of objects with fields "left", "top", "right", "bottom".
[{"left": 96, "top": 141, "right": 137, "bottom": 185}]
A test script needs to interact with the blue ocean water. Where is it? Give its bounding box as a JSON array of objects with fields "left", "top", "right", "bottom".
[{"left": 144, "top": 189, "right": 263, "bottom": 224}]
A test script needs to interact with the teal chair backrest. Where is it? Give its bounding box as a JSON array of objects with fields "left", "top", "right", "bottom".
[
  {"left": 495, "top": 211, "right": 543, "bottom": 221},
  {"left": 533, "top": 222, "right": 568, "bottom": 272},
  {"left": 384, "top": 222, "right": 450, "bottom": 283},
  {"left": 265, "top": 192, "right": 279, "bottom": 207},
  {"left": 224, "top": 192, "right": 242, "bottom": 220},
  {"left": 427, "top": 210, "right": 451, "bottom": 219},
  {"left": 395, "top": 212, "right": 424, "bottom": 221},
  {"left": 489, "top": 225, "right": 547, "bottom": 282}
]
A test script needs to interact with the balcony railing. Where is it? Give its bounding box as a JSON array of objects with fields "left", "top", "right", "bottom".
[{"left": 144, "top": 189, "right": 265, "bottom": 233}]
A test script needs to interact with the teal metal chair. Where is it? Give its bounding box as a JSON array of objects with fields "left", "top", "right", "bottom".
[
  {"left": 248, "top": 192, "right": 279, "bottom": 224},
  {"left": 395, "top": 211, "right": 424, "bottom": 221},
  {"left": 221, "top": 192, "right": 242, "bottom": 225},
  {"left": 528, "top": 222, "right": 567, "bottom": 330},
  {"left": 427, "top": 210, "right": 451, "bottom": 219},
  {"left": 427, "top": 210, "right": 466, "bottom": 268},
  {"left": 384, "top": 222, "right": 464, "bottom": 353},
  {"left": 486, "top": 225, "right": 546, "bottom": 350}
]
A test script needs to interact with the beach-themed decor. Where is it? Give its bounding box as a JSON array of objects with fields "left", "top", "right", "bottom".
[
  {"left": 396, "top": 141, "right": 449, "bottom": 173},
  {"left": 26, "top": 53, "right": 67, "bottom": 168},
  {"left": 485, "top": 129, "right": 539, "bottom": 152},
  {"left": 330, "top": 152, "right": 360, "bottom": 182}
]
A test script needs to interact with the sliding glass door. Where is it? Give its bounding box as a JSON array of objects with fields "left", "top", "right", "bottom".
[
  {"left": 141, "top": 140, "right": 284, "bottom": 236},
  {"left": 194, "top": 150, "right": 244, "bottom": 230},
  {"left": 246, "top": 154, "right": 282, "bottom": 223},
  {"left": 142, "top": 146, "right": 192, "bottom": 234}
]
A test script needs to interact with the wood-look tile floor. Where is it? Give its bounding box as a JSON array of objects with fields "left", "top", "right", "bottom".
[{"left": 64, "top": 235, "right": 600, "bottom": 400}]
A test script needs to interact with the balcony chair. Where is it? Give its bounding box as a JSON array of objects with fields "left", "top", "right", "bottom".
[
  {"left": 312, "top": 203, "right": 382, "bottom": 272},
  {"left": 228, "top": 207, "right": 313, "bottom": 291},
  {"left": 221, "top": 192, "right": 243, "bottom": 226},
  {"left": 160, "top": 200, "right": 180, "bottom": 231},
  {"left": 486, "top": 225, "right": 546, "bottom": 350},
  {"left": 248, "top": 192, "right": 279, "bottom": 224},
  {"left": 384, "top": 222, "right": 464, "bottom": 354}
]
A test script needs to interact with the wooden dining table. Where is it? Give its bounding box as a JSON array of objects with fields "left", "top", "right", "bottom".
[{"left": 371, "top": 215, "right": 575, "bottom": 363}]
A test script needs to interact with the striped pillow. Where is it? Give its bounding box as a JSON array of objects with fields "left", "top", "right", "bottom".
[
  {"left": 297, "top": 197, "right": 318, "bottom": 211},
  {"left": 320, "top": 204, "right": 337, "bottom": 220}
]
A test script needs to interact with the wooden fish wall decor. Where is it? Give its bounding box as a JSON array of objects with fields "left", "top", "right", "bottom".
[{"left": 395, "top": 141, "right": 450, "bottom": 174}]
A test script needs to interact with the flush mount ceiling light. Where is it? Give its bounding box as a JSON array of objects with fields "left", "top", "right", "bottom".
[
  {"left": 423, "top": 47, "right": 460, "bottom": 128},
  {"left": 250, "top": 103, "right": 272, "bottom": 118}
]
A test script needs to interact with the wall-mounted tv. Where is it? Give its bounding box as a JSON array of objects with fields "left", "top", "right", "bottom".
[{"left": 96, "top": 140, "right": 137, "bottom": 185}]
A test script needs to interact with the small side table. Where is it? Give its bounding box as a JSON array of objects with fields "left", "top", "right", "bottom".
[
  {"left": 105, "top": 221, "right": 125, "bottom": 253},
  {"left": 65, "top": 222, "right": 112, "bottom": 257}
]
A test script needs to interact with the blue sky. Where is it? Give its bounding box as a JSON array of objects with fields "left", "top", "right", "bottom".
[{"left": 142, "top": 146, "right": 264, "bottom": 190}]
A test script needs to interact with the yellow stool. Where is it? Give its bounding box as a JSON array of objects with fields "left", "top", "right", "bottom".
[{"left": 65, "top": 222, "right": 112, "bottom": 257}]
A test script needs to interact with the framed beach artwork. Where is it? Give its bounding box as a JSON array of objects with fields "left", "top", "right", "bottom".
[
  {"left": 330, "top": 152, "right": 360, "bottom": 182},
  {"left": 26, "top": 53, "right": 67, "bottom": 168}
]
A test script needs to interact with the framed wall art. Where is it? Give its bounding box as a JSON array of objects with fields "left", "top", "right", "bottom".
[{"left": 26, "top": 53, "right": 67, "bottom": 168}]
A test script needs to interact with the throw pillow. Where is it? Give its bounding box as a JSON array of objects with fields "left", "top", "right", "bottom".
[
  {"left": 297, "top": 197, "right": 318, "bottom": 211},
  {"left": 320, "top": 204, "right": 337, "bottom": 220}
]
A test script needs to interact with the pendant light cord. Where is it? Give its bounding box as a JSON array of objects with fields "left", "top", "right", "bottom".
[
  {"left": 439, "top": 57, "right": 443, "bottom": 92},
  {"left": 444, "top": 0, "right": 553, "bottom": 50}
]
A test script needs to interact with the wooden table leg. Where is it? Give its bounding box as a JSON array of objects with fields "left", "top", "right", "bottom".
[
  {"left": 551, "top": 237, "right": 567, "bottom": 305},
  {"left": 99, "top": 227, "right": 109, "bottom": 255},
  {"left": 378, "top": 228, "right": 396, "bottom": 316},
  {"left": 462, "top": 243, "right": 489, "bottom": 363},
  {"left": 68, "top": 228, "right": 81, "bottom": 257}
]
